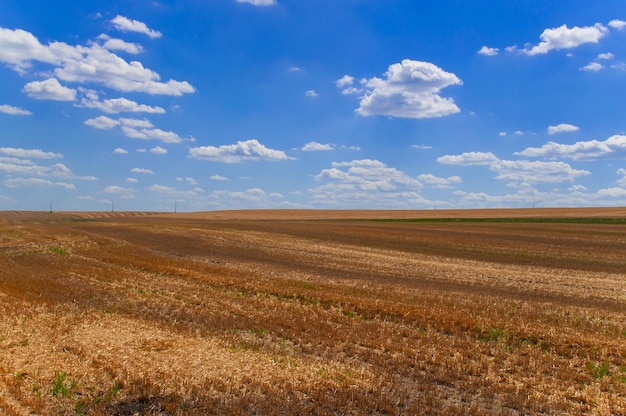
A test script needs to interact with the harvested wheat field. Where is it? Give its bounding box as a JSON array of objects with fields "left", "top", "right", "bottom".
[{"left": 1, "top": 208, "right": 625, "bottom": 415}]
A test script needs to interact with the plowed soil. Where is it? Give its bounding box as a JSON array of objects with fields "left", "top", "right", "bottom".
[{"left": 0, "top": 208, "right": 625, "bottom": 415}]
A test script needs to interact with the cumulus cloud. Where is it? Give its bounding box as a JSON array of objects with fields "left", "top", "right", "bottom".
[
  {"left": 597, "top": 52, "right": 615, "bottom": 60},
  {"left": 189, "top": 139, "right": 290, "bottom": 163},
  {"left": 84, "top": 116, "right": 189, "bottom": 143},
  {"left": 309, "top": 159, "right": 435, "bottom": 208},
  {"left": 236, "top": 0, "right": 277, "bottom": 6},
  {"left": 548, "top": 123, "right": 580, "bottom": 134},
  {"left": 98, "top": 34, "right": 143, "bottom": 54},
  {"left": 581, "top": 62, "right": 604, "bottom": 71},
  {"left": 130, "top": 167, "right": 155, "bottom": 174},
  {"left": 150, "top": 146, "right": 167, "bottom": 155},
  {"left": 0, "top": 158, "right": 95, "bottom": 182},
  {"left": 302, "top": 141, "right": 334, "bottom": 151},
  {"left": 149, "top": 184, "right": 205, "bottom": 200},
  {"left": 85, "top": 115, "right": 120, "bottom": 129},
  {"left": 313, "top": 159, "right": 421, "bottom": 191},
  {"left": 210, "top": 175, "right": 228, "bottom": 181},
  {"left": 437, "top": 151, "right": 499, "bottom": 166},
  {"left": 0, "top": 26, "right": 194, "bottom": 96},
  {"left": 79, "top": 93, "right": 165, "bottom": 114},
  {"left": 110, "top": 15, "right": 162, "bottom": 39},
  {"left": 305, "top": 90, "right": 318, "bottom": 97},
  {"left": 417, "top": 174, "right": 462, "bottom": 188},
  {"left": 335, "top": 75, "right": 354, "bottom": 88},
  {"left": 103, "top": 185, "right": 135, "bottom": 199},
  {"left": 477, "top": 46, "right": 499, "bottom": 56},
  {"left": 0, "top": 104, "right": 32, "bottom": 115},
  {"left": 438, "top": 152, "right": 589, "bottom": 184},
  {"left": 121, "top": 126, "right": 187, "bottom": 143},
  {"left": 0, "top": 147, "right": 62, "bottom": 159},
  {"left": 516, "top": 134, "right": 626, "bottom": 161},
  {"left": 113, "top": 148, "right": 128, "bottom": 154},
  {"left": 23, "top": 78, "right": 77, "bottom": 101},
  {"left": 339, "top": 59, "right": 462, "bottom": 119},
  {"left": 176, "top": 177, "right": 199, "bottom": 185},
  {"left": 609, "top": 19, "right": 626, "bottom": 30},
  {"left": 515, "top": 23, "right": 608, "bottom": 55}
]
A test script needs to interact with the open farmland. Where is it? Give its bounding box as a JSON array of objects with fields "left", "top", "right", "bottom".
[{"left": 1, "top": 208, "right": 625, "bottom": 415}]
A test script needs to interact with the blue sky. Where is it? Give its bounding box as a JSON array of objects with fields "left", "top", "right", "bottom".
[{"left": 1, "top": 0, "right": 626, "bottom": 211}]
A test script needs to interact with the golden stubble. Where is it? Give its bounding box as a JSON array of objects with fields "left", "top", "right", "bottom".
[{"left": 0, "top": 209, "right": 625, "bottom": 415}]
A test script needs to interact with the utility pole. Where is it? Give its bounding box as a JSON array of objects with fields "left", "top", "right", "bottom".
[
  {"left": 111, "top": 201, "right": 114, "bottom": 212},
  {"left": 49, "top": 202, "right": 52, "bottom": 214}
]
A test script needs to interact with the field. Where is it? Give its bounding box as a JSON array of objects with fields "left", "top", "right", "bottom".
[{"left": 0, "top": 207, "right": 625, "bottom": 415}]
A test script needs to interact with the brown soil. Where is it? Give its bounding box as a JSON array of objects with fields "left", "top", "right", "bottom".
[{"left": 0, "top": 208, "right": 625, "bottom": 414}]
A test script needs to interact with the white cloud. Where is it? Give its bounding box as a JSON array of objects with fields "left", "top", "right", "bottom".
[
  {"left": 309, "top": 159, "right": 436, "bottom": 208},
  {"left": 113, "top": 148, "right": 128, "bottom": 154},
  {"left": 438, "top": 151, "right": 589, "bottom": 184},
  {"left": 411, "top": 144, "right": 432, "bottom": 150},
  {"left": 0, "top": 147, "right": 62, "bottom": 159},
  {"left": 98, "top": 34, "right": 143, "bottom": 54},
  {"left": 23, "top": 78, "right": 76, "bottom": 101},
  {"left": 189, "top": 139, "right": 290, "bottom": 162},
  {"left": 0, "top": 104, "right": 32, "bottom": 115},
  {"left": 175, "top": 177, "right": 199, "bottom": 185},
  {"left": 79, "top": 94, "right": 165, "bottom": 114},
  {"left": 210, "top": 175, "right": 228, "bottom": 181},
  {"left": 150, "top": 146, "right": 167, "bottom": 155},
  {"left": 493, "top": 160, "right": 589, "bottom": 183},
  {"left": 236, "top": 0, "right": 277, "bottom": 6},
  {"left": 336, "top": 75, "right": 354, "bottom": 88},
  {"left": 0, "top": 160, "right": 94, "bottom": 181},
  {"left": 609, "top": 19, "right": 626, "bottom": 30},
  {"left": 597, "top": 52, "right": 614, "bottom": 60},
  {"left": 314, "top": 159, "right": 422, "bottom": 191},
  {"left": 516, "top": 134, "right": 626, "bottom": 161},
  {"left": 618, "top": 169, "right": 626, "bottom": 187},
  {"left": 130, "top": 167, "right": 155, "bottom": 174},
  {"left": 417, "top": 174, "right": 462, "bottom": 188},
  {"left": 519, "top": 23, "right": 608, "bottom": 55},
  {"left": 126, "top": 177, "right": 138, "bottom": 183},
  {"left": 0, "top": 27, "right": 194, "bottom": 96},
  {"left": 121, "top": 126, "right": 186, "bottom": 143},
  {"left": 581, "top": 62, "right": 604, "bottom": 71},
  {"left": 305, "top": 90, "right": 318, "bottom": 97},
  {"left": 4, "top": 178, "right": 51, "bottom": 188},
  {"left": 547, "top": 123, "right": 580, "bottom": 134},
  {"left": 85, "top": 115, "right": 120, "bottom": 129},
  {"left": 209, "top": 188, "right": 285, "bottom": 209},
  {"left": 477, "top": 46, "right": 499, "bottom": 56},
  {"left": 437, "top": 151, "right": 499, "bottom": 166},
  {"left": 149, "top": 184, "right": 205, "bottom": 200},
  {"left": 498, "top": 132, "right": 507, "bottom": 137},
  {"left": 0, "top": 27, "right": 57, "bottom": 73},
  {"left": 110, "top": 15, "right": 162, "bottom": 39},
  {"left": 84, "top": 116, "right": 188, "bottom": 143},
  {"left": 302, "top": 141, "right": 334, "bottom": 151},
  {"left": 119, "top": 117, "right": 154, "bottom": 128},
  {"left": 103, "top": 185, "right": 135, "bottom": 199},
  {"left": 341, "top": 59, "right": 462, "bottom": 119}
]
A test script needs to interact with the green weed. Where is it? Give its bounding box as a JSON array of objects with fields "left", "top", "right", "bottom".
[
  {"left": 51, "top": 371, "right": 69, "bottom": 397},
  {"left": 49, "top": 246, "right": 67, "bottom": 255}
]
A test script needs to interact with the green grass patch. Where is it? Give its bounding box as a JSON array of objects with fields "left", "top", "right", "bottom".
[
  {"left": 51, "top": 371, "right": 69, "bottom": 397},
  {"left": 370, "top": 217, "right": 626, "bottom": 224},
  {"left": 49, "top": 246, "right": 67, "bottom": 255}
]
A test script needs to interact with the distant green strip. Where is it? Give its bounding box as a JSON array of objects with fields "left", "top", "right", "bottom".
[{"left": 369, "top": 217, "right": 626, "bottom": 224}]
